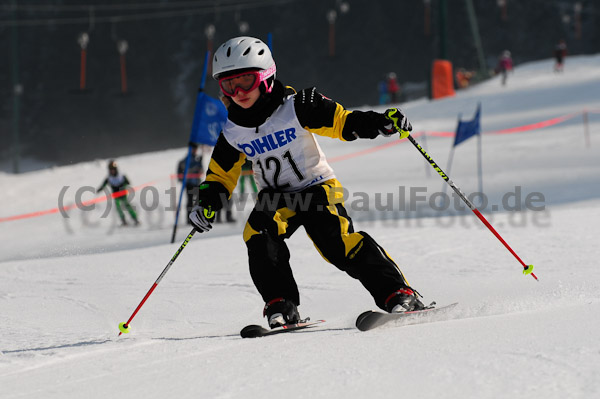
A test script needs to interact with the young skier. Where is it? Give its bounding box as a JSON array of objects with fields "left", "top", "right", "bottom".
[
  {"left": 554, "top": 39, "right": 568, "bottom": 73},
  {"left": 189, "top": 36, "right": 426, "bottom": 328},
  {"left": 97, "top": 160, "right": 139, "bottom": 226},
  {"left": 497, "top": 50, "right": 513, "bottom": 86}
]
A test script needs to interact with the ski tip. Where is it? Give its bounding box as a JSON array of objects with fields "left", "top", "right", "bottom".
[
  {"left": 240, "top": 324, "right": 268, "bottom": 338},
  {"left": 355, "top": 311, "right": 376, "bottom": 330}
]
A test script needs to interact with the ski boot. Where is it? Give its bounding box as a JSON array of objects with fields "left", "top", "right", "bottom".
[
  {"left": 385, "top": 288, "right": 425, "bottom": 313},
  {"left": 263, "top": 298, "right": 300, "bottom": 328}
]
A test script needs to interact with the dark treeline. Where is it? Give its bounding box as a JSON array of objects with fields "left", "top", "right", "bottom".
[{"left": 1, "top": 0, "right": 598, "bottom": 168}]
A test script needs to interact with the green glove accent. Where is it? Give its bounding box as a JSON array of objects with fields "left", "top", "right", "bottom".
[
  {"left": 203, "top": 207, "right": 215, "bottom": 221},
  {"left": 385, "top": 108, "right": 411, "bottom": 139},
  {"left": 198, "top": 183, "right": 215, "bottom": 221}
]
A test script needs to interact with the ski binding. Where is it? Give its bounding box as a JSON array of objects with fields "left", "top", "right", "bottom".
[{"left": 240, "top": 318, "right": 325, "bottom": 338}]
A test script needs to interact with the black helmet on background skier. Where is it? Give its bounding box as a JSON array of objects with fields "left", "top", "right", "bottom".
[
  {"left": 212, "top": 36, "right": 276, "bottom": 96},
  {"left": 108, "top": 160, "right": 118, "bottom": 175}
]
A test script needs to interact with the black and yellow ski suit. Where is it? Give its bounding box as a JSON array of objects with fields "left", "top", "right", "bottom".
[{"left": 196, "top": 81, "right": 414, "bottom": 311}]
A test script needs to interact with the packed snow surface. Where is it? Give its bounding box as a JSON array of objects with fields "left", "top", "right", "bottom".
[{"left": 1, "top": 55, "right": 600, "bottom": 399}]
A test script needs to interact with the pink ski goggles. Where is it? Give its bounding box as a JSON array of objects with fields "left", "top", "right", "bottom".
[{"left": 218, "top": 64, "right": 276, "bottom": 97}]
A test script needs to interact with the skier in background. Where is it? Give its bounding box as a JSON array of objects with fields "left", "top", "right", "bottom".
[
  {"left": 177, "top": 143, "right": 204, "bottom": 223},
  {"left": 497, "top": 50, "right": 513, "bottom": 86},
  {"left": 188, "top": 36, "right": 427, "bottom": 329},
  {"left": 97, "top": 160, "right": 139, "bottom": 226},
  {"left": 239, "top": 159, "right": 258, "bottom": 194},
  {"left": 215, "top": 198, "right": 236, "bottom": 223},
  {"left": 387, "top": 72, "right": 400, "bottom": 103},
  {"left": 377, "top": 75, "right": 389, "bottom": 105},
  {"left": 455, "top": 68, "right": 474, "bottom": 89},
  {"left": 554, "top": 39, "right": 568, "bottom": 73},
  {"left": 218, "top": 159, "right": 258, "bottom": 225}
]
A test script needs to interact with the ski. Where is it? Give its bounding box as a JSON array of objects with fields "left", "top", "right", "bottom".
[
  {"left": 355, "top": 302, "right": 459, "bottom": 331},
  {"left": 240, "top": 318, "right": 325, "bottom": 338}
]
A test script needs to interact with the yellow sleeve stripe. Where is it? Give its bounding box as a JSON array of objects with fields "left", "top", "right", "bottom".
[
  {"left": 305, "top": 103, "right": 351, "bottom": 141},
  {"left": 205, "top": 152, "right": 246, "bottom": 197}
]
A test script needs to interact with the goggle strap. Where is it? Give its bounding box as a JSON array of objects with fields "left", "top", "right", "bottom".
[
  {"left": 258, "top": 64, "right": 277, "bottom": 81},
  {"left": 263, "top": 80, "right": 273, "bottom": 93}
]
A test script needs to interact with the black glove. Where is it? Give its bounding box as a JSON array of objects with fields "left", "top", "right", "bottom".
[
  {"left": 382, "top": 108, "right": 412, "bottom": 139},
  {"left": 189, "top": 205, "right": 216, "bottom": 233}
]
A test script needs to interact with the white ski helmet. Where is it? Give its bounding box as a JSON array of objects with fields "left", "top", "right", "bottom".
[{"left": 212, "top": 36, "right": 276, "bottom": 84}]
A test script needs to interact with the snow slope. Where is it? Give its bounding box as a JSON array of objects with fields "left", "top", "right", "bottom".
[{"left": 1, "top": 55, "right": 600, "bottom": 399}]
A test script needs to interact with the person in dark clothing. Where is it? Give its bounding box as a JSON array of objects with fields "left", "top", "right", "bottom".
[
  {"left": 554, "top": 39, "right": 567, "bottom": 73},
  {"left": 377, "top": 75, "right": 389, "bottom": 105},
  {"left": 387, "top": 72, "right": 400, "bottom": 103},
  {"left": 177, "top": 143, "right": 204, "bottom": 223},
  {"left": 97, "top": 160, "right": 139, "bottom": 226},
  {"left": 188, "top": 36, "right": 426, "bottom": 329},
  {"left": 215, "top": 198, "right": 236, "bottom": 223},
  {"left": 497, "top": 50, "right": 513, "bottom": 86}
]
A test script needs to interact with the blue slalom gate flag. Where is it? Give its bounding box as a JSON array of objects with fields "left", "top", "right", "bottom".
[
  {"left": 454, "top": 103, "right": 481, "bottom": 147},
  {"left": 188, "top": 91, "right": 227, "bottom": 146},
  {"left": 171, "top": 50, "right": 227, "bottom": 243}
]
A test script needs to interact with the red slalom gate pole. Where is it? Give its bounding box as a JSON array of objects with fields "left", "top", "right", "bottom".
[
  {"left": 116, "top": 40, "right": 129, "bottom": 95},
  {"left": 405, "top": 134, "right": 538, "bottom": 280},
  {"left": 118, "top": 230, "right": 196, "bottom": 336},
  {"left": 80, "top": 48, "right": 87, "bottom": 90},
  {"left": 120, "top": 54, "right": 128, "bottom": 94}
]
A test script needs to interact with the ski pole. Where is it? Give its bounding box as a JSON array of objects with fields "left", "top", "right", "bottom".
[
  {"left": 405, "top": 133, "right": 537, "bottom": 280},
  {"left": 118, "top": 229, "right": 196, "bottom": 336}
]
